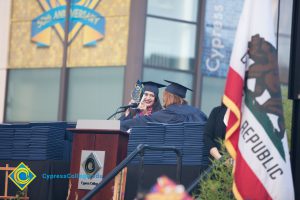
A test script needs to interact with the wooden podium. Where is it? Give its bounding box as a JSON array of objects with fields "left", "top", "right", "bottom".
[{"left": 67, "top": 129, "right": 129, "bottom": 200}]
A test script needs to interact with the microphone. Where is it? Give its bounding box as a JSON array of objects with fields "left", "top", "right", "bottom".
[{"left": 119, "top": 103, "right": 139, "bottom": 109}]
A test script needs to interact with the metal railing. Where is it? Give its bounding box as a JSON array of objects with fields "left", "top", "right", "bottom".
[
  {"left": 82, "top": 144, "right": 182, "bottom": 200},
  {"left": 186, "top": 156, "right": 226, "bottom": 197}
]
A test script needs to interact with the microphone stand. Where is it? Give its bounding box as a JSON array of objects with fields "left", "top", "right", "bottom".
[
  {"left": 107, "top": 103, "right": 140, "bottom": 120},
  {"left": 106, "top": 108, "right": 125, "bottom": 120}
]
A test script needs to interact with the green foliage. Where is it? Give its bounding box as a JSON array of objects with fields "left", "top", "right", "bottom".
[
  {"left": 196, "top": 142, "right": 234, "bottom": 200},
  {"left": 281, "top": 85, "right": 292, "bottom": 148}
]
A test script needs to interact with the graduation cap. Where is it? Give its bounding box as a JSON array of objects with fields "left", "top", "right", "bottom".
[
  {"left": 142, "top": 81, "right": 166, "bottom": 96},
  {"left": 165, "top": 80, "right": 192, "bottom": 98}
]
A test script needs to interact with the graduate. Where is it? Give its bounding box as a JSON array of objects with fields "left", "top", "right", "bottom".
[
  {"left": 119, "top": 81, "right": 165, "bottom": 120},
  {"left": 121, "top": 80, "right": 207, "bottom": 131}
]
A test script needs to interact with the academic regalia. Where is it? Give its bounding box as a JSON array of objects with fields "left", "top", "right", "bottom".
[
  {"left": 120, "top": 80, "right": 207, "bottom": 131},
  {"left": 121, "top": 104, "right": 207, "bottom": 131},
  {"left": 119, "top": 110, "right": 138, "bottom": 121},
  {"left": 164, "top": 80, "right": 192, "bottom": 98},
  {"left": 119, "top": 81, "right": 165, "bottom": 121},
  {"left": 142, "top": 81, "right": 166, "bottom": 97}
]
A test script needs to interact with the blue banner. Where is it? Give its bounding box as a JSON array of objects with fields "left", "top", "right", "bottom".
[
  {"left": 201, "top": 0, "right": 243, "bottom": 78},
  {"left": 31, "top": 4, "right": 105, "bottom": 47}
]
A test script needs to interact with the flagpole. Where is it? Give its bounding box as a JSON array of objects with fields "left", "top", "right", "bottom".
[
  {"left": 288, "top": 0, "right": 300, "bottom": 199},
  {"left": 290, "top": 102, "right": 300, "bottom": 199},
  {"left": 276, "top": 0, "right": 280, "bottom": 48}
]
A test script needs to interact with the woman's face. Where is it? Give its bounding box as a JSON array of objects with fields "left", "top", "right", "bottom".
[{"left": 142, "top": 91, "right": 155, "bottom": 108}]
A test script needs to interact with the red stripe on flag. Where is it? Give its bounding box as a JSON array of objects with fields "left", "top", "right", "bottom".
[
  {"left": 227, "top": 114, "right": 240, "bottom": 156},
  {"left": 225, "top": 67, "right": 244, "bottom": 109},
  {"left": 235, "top": 151, "right": 272, "bottom": 200},
  {"left": 223, "top": 67, "right": 244, "bottom": 158},
  {"left": 223, "top": 66, "right": 245, "bottom": 199}
]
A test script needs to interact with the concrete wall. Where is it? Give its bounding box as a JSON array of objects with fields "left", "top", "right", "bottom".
[{"left": 0, "top": 0, "right": 12, "bottom": 122}]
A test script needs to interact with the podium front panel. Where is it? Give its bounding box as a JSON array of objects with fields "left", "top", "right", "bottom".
[{"left": 68, "top": 129, "right": 128, "bottom": 200}]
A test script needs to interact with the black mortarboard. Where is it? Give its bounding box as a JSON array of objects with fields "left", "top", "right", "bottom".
[
  {"left": 164, "top": 80, "right": 192, "bottom": 98},
  {"left": 142, "top": 81, "right": 166, "bottom": 96}
]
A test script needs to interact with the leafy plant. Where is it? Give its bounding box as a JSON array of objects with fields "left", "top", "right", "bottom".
[
  {"left": 196, "top": 142, "right": 234, "bottom": 200},
  {"left": 281, "top": 85, "right": 292, "bottom": 148}
]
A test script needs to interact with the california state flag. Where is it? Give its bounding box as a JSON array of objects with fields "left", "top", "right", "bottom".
[{"left": 223, "top": 0, "right": 295, "bottom": 199}]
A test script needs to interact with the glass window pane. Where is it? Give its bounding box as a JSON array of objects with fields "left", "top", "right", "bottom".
[
  {"left": 278, "top": 0, "right": 293, "bottom": 146},
  {"left": 5, "top": 69, "right": 60, "bottom": 122},
  {"left": 144, "top": 17, "right": 197, "bottom": 71},
  {"left": 143, "top": 67, "right": 193, "bottom": 104},
  {"left": 278, "top": 0, "right": 293, "bottom": 84},
  {"left": 201, "top": 76, "right": 225, "bottom": 115},
  {"left": 66, "top": 67, "right": 125, "bottom": 121},
  {"left": 278, "top": 36, "right": 291, "bottom": 83},
  {"left": 147, "top": 0, "right": 198, "bottom": 22}
]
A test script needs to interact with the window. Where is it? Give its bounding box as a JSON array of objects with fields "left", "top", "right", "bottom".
[
  {"left": 144, "top": 17, "right": 197, "bottom": 71},
  {"left": 147, "top": 0, "right": 198, "bottom": 22},
  {"left": 143, "top": 1, "right": 199, "bottom": 105},
  {"left": 66, "top": 67, "right": 125, "bottom": 121},
  {"left": 200, "top": 76, "right": 225, "bottom": 115},
  {"left": 143, "top": 67, "right": 193, "bottom": 103},
  {"left": 5, "top": 69, "right": 60, "bottom": 122}
]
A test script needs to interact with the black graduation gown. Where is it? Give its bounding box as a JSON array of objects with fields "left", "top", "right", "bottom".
[
  {"left": 119, "top": 109, "right": 139, "bottom": 121},
  {"left": 120, "top": 104, "right": 207, "bottom": 131},
  {"left": 119, "top": 101, "right": 163, "bottom": 121}
]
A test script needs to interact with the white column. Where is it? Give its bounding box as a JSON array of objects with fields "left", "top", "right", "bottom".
[{"left": 0, "top": 1, "right": 12, "bottom": 122}]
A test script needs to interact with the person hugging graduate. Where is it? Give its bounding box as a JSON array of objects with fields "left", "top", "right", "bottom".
[{"left": 121, "top": 80, "right": 207, "bottom": 132}]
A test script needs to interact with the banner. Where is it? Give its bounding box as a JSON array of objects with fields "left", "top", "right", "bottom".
[
  {"left": 223, "top": 0, "right": 295, "bottom": 199},
  {"left": 31, "top": 0, "right": 105, "bottom": 47},
  {"left": 201, "top": 0, "right": 243, "bottom": 77}
]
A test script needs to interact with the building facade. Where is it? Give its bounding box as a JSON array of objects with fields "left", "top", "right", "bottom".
[{"left": 0, "top": 0, "right": 293, "bottom": 123}]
